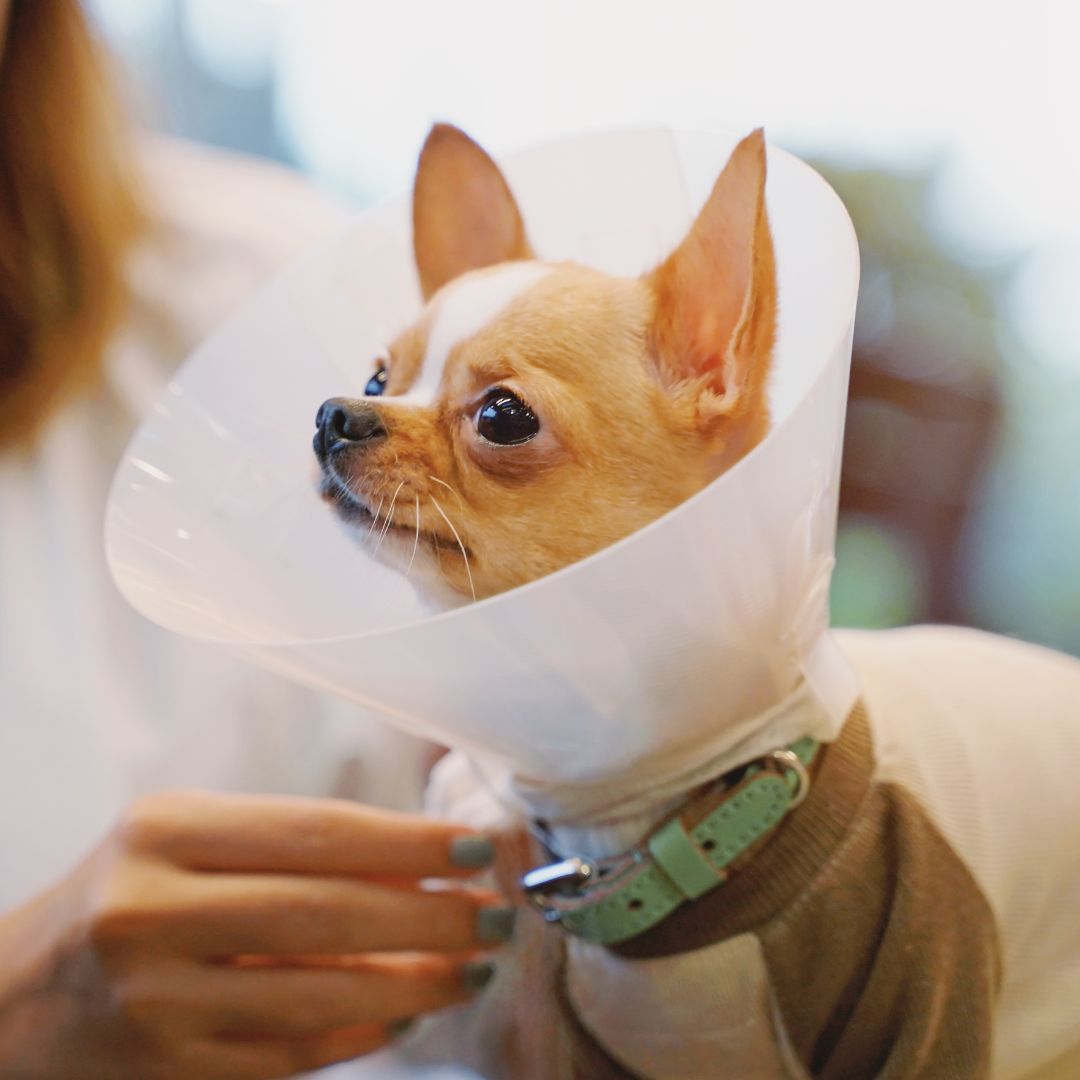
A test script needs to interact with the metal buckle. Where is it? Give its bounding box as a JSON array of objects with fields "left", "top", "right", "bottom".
[
  {"left": 521, "top": 857, "right": 596, "bottom": 921},
  {"left": 762, "top": 748, "right": 811, "bottom": 809}
]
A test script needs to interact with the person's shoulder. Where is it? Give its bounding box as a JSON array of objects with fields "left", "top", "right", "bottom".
[{"left": 116, "top": 135, "right": 357, "bottom": 376}]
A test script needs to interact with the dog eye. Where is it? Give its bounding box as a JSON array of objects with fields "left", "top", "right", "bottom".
[
  {"left": 476, "top": 389, "right": 540, "bottom": 445},
  {"left": 364, "top": 363, "right": 388, "bottom": 397}
]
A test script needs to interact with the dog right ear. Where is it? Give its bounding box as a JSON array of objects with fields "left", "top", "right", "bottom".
[
  {"left": 412, "top": 124, "right": 534, "bottom": 301},
  {"left": 645, "top": 129, "right": 776, "bottom": 442}
]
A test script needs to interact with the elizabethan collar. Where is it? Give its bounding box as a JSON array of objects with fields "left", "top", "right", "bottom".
[{"left": 106, "top": 128, "right": 860, "bottom": 788}]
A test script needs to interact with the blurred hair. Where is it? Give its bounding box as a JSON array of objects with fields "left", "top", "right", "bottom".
[{"left": 0, "top": 0, "right": 143, "bottom": 450}]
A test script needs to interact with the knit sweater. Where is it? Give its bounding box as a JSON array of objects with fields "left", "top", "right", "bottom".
[{"left": 406, "top": 625, "right": 1080, "bottom": 1080}]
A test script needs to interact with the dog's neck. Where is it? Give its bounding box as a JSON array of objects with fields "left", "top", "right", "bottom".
[
  {"left": 511, "top": 681, "right": 826, "bottom": 860},
  {"left": 476, "top": 639, "right": 859, "bottom": 861},
  {"left": 535, "top": 794, "right": 688, "bottom": 862}
]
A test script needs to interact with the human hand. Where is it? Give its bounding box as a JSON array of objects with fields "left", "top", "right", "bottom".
[{"left": 0, "top": 791, "right": 511, "bottom": 1078}]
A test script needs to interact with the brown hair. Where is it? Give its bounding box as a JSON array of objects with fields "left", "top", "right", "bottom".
[{"left": 0, "top": 0, "right": 142, "bottom": 449}]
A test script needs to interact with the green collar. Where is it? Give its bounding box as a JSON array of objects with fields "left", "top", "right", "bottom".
[{"left": 521, "top": 738, "right": 819, "bottom": 946}]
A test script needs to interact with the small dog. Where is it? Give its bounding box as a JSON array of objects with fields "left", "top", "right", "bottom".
[
  {"left": 313, "top": 122, "right": 775, "bottom": 605},
  {"left": 314, "top": 127, "right": 1080, "bottom": 1079}
]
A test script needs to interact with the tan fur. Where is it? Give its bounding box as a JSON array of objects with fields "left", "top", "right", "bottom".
[{"left": 320, "top": 124, "right": 777, "bottom": 602}]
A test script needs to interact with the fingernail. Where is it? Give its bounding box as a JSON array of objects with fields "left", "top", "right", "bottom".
[
  {"left": 450, "top": 835, "right": 495, "bottom": 870},
  {"left": 388, "top": 1017, "right": 416, "bottom": 1039},
  {"left": 475, "top": 905, "right": 517, "bottom": 944},
  {"left": 460, "top": 960, "right": 497, "bottom": 993}
]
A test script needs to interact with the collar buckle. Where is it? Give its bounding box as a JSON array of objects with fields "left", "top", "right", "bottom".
[{"left": 521, "top": 856, "right": 596, "bottom": 921}]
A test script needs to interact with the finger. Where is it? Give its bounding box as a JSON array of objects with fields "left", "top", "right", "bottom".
[
  {"left": 160, "top": 874, "right": 515, "bottom": 956},
  {"left": 121, "top": 790, "right": 495, "bottom": 879},
  {"left": 131, "top": 954, "right": 483, "bottom": 1037}
]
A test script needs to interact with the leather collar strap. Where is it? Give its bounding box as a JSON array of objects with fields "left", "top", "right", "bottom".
[{"left": 521, "top": 738, "right": 819, "bottom": 946}]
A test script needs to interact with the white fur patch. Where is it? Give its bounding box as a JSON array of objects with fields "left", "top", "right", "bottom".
[{"left": 401, "top": 262, "right": 553, "bottom": 405}]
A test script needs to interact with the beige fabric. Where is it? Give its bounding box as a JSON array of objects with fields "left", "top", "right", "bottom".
[
  {"left": 762, "top": 781, "right": 998, "bottom": 1079},
  {"left": 837, "top": 627, "right": 1080, "bottom": 1078},
  {"left": 567, "top": 933, "right": 809, "bottom": 1079},
  {"left": 599, "top": 707, "right": 1000, "bottom": 1078}
]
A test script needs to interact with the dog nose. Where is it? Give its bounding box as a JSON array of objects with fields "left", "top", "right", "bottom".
[{"left": 314, "top": 397, "right": 387, "bottom": 459}]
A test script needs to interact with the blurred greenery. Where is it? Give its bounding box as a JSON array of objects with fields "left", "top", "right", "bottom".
[
  {"left": 820, "top": 160, "right": 1080, "bottom": 657},
  {"left": 832, "top": 517, "right": 925, "bottom": 629}
]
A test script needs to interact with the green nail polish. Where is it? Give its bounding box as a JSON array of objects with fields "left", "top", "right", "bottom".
[
  {"left": 460, "top": 960, "right": 497, "bottom": 992},
  {"left": 450, "top": 835, "right": 495, "bottom": 870},
  {"left": 476, "top": 905, "right": 517, "bottom": 944},
  {"left": 388, "top": 1017, "right": 416, "bottom": 1039}
]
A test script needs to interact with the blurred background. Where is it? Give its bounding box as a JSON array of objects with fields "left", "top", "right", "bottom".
[{"left": 87, "top": 0, "right": 1080, "bottom": 657}]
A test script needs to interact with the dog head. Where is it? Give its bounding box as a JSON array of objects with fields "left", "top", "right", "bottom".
[{"left": 314, "top": 124, "right": 777, "bottom": 603}]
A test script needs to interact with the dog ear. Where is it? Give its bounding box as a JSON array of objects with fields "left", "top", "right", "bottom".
[
  {"left": 646, "top": 129, "right": 776, "bottom": 436},
  {"left": 413, "top": 123, "right": 534, "bottom": 301}
]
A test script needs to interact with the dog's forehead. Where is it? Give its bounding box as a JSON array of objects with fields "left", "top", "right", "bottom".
[{"left": 401, "top": 262, "right": 554, "bottom": 404}]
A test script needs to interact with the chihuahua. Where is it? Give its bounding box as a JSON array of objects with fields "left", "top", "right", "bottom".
[
  {"left": 313, "top": 122, "right": 775, "bottom": 606},
  {"left": 312, "top": 127, "right": 1080, "bottom": 1080}
]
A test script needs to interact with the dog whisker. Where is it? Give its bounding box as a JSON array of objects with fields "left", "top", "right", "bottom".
[
  {"left": 372, "top": 480, "right": 405, "bottom": 557},
  {"left": 427, "top": 474, "right": 467, "bottom": 511},
  {"left": 430, "top": 494, "right": 476, "bottom": 603},
  {"left": 406, "top": 495, "right": 421, "bottom": 577},
  {"left": 365, "top": 496, "right": 386, "bottom": 537}
]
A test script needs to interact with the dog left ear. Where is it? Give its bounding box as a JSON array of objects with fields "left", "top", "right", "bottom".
[
  {"left": 646, "top": 129, "right": 777, "bottom": 436},
  {"left": 413, "top": 123, "right": 534, "bottom": 301}
]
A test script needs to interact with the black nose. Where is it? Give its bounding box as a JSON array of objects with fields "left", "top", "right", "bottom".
[{"left": 314, "top": 397, "right": 387, "bottom": 460}]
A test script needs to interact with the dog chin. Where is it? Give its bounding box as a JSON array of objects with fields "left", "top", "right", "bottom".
[{"left": 317, "top": 471, "right": 471, "bottom": 613}]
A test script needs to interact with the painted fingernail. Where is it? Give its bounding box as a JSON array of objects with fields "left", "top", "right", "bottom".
[
  {"left": 388, "top": 1017, "right": 416, "bottom": 1039},
  {"left": 460, "top": 960, "right": 497, "bottom": 992},
  {"left": 475, "top": 905, "right": 517, "bottom": 944},
  {"left": 450, "top": 835, "right": 495, "bottom": 870}
]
